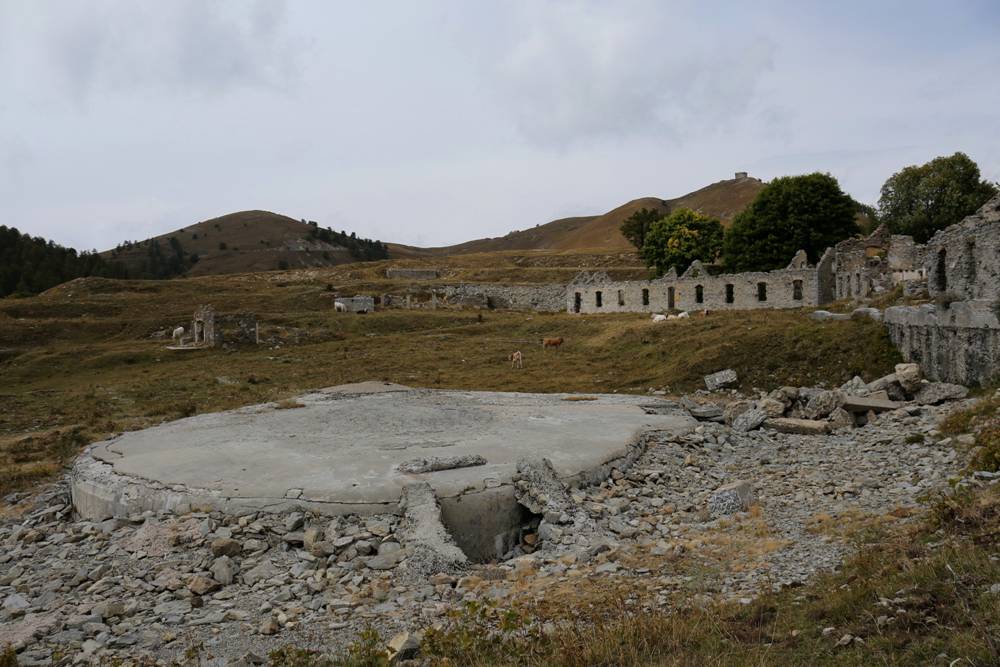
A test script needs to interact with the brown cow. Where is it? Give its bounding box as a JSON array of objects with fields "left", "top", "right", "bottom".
[
  {"left": 509, "top": 350, "right": 524, "bottom": 369},
  {"left": 541, "top": 337, "right": 564, "bottom": 350}
]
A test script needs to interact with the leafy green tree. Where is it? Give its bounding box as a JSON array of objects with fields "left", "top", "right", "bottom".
[
  {"left": 877, "top": 152, "right": 997, "bottom": 243},
  {"left": 722, "top": 173, "right": 857, "bottom": 272},
  {"left": 619, "top": 207, "right": 661, "bottom": 251},
  {"left": 642, "top": 208, "right": 723, "bottom": 276}
]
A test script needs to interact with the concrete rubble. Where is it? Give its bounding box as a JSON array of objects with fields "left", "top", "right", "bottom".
[{"left": 0, "top": 372, "right": 991, "bottom": 664}]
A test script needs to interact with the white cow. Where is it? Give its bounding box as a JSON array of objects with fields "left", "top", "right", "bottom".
[
  {"left": 334, "top": 301, "right": 346, "bottom": 312},
  {"left": 676, "top": 311, "right": 690, "bottom": 319},
  {"left": 172, "top": 326, "right": 185, "bottom": 345},
  {"left": 651, "top": 314, "right": 667, "bottom": 322}
]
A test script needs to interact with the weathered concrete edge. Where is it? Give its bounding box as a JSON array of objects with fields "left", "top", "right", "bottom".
[{"left": 71, "top": 423, "right": 691, "bottom": 525}]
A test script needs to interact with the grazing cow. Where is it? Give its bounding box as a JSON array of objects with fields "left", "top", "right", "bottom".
[
  {"left": 172, "top": 326, "right": 185, "bottom": 345},
  {"left": 651, "top": 314, "right": 667, "bottom": 323},
  {"left": 542, "top": 337, "right": 564, "bottom": 349},
  {"left": 509, "top": 350, "right": 524, "bottom": 369},
  {"left": 334, "top": 301, "right": 346, "bottom": 312}
]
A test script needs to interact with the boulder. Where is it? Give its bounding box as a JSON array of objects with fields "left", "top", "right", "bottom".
[
  {"left": 210, "top": 556, "right": 238, "bottom": 586},
  {"left": 762, "top": 418, "right": 830, "bottom": 435},
  {"left": 709, "top": 481, "right": 755, "bottom": 516},
  {"left": 704, "top": 369, "right": 739, "bottom": 392},
  {"left": 804, "top": 390, "right": 843, "bottom": 420},
  {"left": 829, "top": 408, "right": 855, "bottom": 430},
  {"left": 386, "top": 631, "right": 422, "bottom": 664},
  {"left": 839, "top": 376, "right": 869, "bottom": 397},
  {"left": 687, "top": 403, "right": 724, "bottom": 422},
  {"left": 723, "top": 400, "right": 754, "bottom": 426},
  {"left": 209, "top": 537, "right": 241, "bottom": 558},
  {"left": 186, "top": 575, "right": 220, "bottom": 596},
  {"left": 914, "top": 382, "right": 969, "bottom": 405},
  {"left": 894, "top": 363, "right": 922, "bottom": 393},
  {"left": 758, "top": 397, "right": 786, "bottom": 418},
  {"left": 732, "top": 407, "right": 768, "bottom": 433},
  {"left": 851, "top": 307, "right": 882, "bottom": 322}
]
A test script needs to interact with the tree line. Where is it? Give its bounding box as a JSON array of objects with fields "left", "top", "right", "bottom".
[
  {"left": 306, "top": 222, "right": 389, "bottom": 261},
  {"left": 0, "top": 227, "right": 129, "bottom": 297},
  {"left": 625, "top": 152, "right": 997, "bottom": 276}
]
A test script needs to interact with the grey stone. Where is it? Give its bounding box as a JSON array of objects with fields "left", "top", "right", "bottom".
[
  {"left": 211, "top": 556, "right": 238, "bottom": 585},
  {"left": 804, "top": 390, "right": 843, "bottom": 420},
  {"left": 914, "top": 382, "right": 969, "bottom": 405},
  {"left": 732, "top": 408, "right": 767, "bottom": 433},
  {"left": 709, "top": 481, "right": 755, "bottom": 516},
  {"left": 704, "top": 369, "right": 739, "bottom": 392}
]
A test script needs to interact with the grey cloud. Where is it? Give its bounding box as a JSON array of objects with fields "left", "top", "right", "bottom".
[
  {"left": 492, "top": 4, "right": 775, "bottom": 148},
  {"left": 42, "top": 0, "right": 299, "bottom": 101}
]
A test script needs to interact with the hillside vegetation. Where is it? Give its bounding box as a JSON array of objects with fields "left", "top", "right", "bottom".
[{"left": 102, "top": 210, "right": 387, "bottom": 278}]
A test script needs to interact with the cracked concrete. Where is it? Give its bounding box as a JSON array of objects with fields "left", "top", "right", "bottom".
[{"left": 71, "top": 382, "right": 694, "bottom": 559}]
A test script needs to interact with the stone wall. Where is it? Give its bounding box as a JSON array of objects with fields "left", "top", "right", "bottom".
[
  {"left": 382, "top": 283, "right": 566, "bottom": 312},
  {"left": 882, "top": 194, "right": 1000, "bottom": 386},
  {"left": 885, "top": 301, "right": 1000, "bottom": 385},
  {"left": 385, "top": 267, "right": 439, "bottom": 280},
  {"left": 832, "top": 226, "right": 926, "bottom": 301},
  {"left": 926, "top": 194, "right": 1000, "bottom": 301},
  {"left": 335, "top": 296, "right": 374, "bottom": 313},
  {"left": 567, "top": 262, "right": 819, "bottom": 314}
]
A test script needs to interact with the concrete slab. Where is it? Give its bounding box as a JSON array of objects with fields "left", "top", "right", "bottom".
[
  {"left": 71, "top": 383, "right": 694, "bottom": 560},
  {"left": 841, "top": 395, "right": 902, "bottom": 413}
]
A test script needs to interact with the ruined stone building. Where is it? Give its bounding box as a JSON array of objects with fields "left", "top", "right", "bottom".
[
  {"left": 885, "top": 193, "right": 1000, "bottom": 385},
  {"left": 831, "top": 225, "right": 926, "bottom": 300},
  {"left": 567, "top": 252, "right": 828, "bottom": 314},
  {"left": 185, "top": 306, "right": 259, "bottom": 348}
]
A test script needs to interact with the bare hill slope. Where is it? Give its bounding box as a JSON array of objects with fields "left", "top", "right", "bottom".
[
  {"left": 401, "top": 175, "right": 765, "bottom": 257},
  {"left": 103, "top": 211, "right": 365, "bottom": 277}
]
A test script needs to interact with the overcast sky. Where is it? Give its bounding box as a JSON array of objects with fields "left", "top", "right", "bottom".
[{"left": 2, "top": 1, "right": 998, "bottom": 251}]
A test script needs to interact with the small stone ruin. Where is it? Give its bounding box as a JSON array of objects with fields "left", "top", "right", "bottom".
[{"left": 170, "top": 305, "right": 259, "bottom": 349}]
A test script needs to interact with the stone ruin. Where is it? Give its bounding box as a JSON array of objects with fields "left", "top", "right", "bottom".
[
  {"left": 385, "top": 267, "right": 440, "bottom": 280},
  {"left": 885, "top": 193, "right": 1000, "bottom": 385},
  {"left": 173, "top": 306, "right": 259, "bottom": 349},
  {"left": 568, "top": 253, "right": 826, "bottom": 314},
  {"left": 831, "top": 224, "right": 926, "bottom": 300},
  {"left": 332, "top": 295, "right": 375, "bottom": 313}
]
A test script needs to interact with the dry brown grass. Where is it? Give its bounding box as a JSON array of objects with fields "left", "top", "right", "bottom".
[{"left": 0, "top": 271, "right": 899, "bottom": 499}]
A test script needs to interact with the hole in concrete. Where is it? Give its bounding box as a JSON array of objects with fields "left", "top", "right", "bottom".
[{"left": 438, "top": 492, "right": 544, "bottom": 563}]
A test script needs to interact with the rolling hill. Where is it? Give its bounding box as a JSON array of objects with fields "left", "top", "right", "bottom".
[
  {"left": 393, "top": 173, "right": 765, "bottom": 257},
  {"left": 102, "top": 210, "right": 385, "bottom": 277},
  {"left": 100, "top": 174, "right": 765, "bottom": 277}
]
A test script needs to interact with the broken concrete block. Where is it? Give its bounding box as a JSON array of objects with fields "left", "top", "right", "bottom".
[
  {"left": 709, "top": 481, "right": 755, "bottom": 516},
  {"left": 704, "top": 369, "right": 738, "bottom": 392},
  {"left": 841, "top": 395, "right": 901, "bottom": 413},
  {"left": 687, "top": 403, "right": 724, "bottom": 421},
  {"left": 914, "top": 382, "right": 969, "bottom": 405},
  {"left": 762, "top": 418, "right": 831, "bottom": 435}
]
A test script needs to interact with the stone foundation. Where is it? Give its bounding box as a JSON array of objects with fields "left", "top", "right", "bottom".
[{"left": 884, "top": 301, "right": 1000, "bottom": 386}]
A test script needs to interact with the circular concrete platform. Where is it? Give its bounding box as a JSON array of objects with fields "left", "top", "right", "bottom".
[{"left": 71, "top": 382, "right": 694, "bottom": 559}]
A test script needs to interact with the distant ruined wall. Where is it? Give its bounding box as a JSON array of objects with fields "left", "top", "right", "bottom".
[
  {"left": 567, "top": 263, "right": 819, "bottom": 314},
  {"left": 385, "top": 268, "right": 440, "bottom": 280},
  {"left": 382, "top": 283, "right": 566, "bottom": 312},
  {"left": 925, "top": 195, "right": 1000, "bottom": 301},
  {"left": 832, "top": 226, "right": 926, "bottom": 301}
]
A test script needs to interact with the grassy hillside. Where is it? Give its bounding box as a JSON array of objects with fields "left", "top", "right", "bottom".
[
  {"left": 0, "top": 266, "right": 899, "bottom": 497},
  {"left": 402, "top": 175, "right": 766, "bottom": 256},
  {"left": 101, "top": 210, "right": 381, "bottom": 277}
]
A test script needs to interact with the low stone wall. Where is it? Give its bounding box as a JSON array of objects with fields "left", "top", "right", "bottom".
[
  {"left": 568, "top": 268, "right": 818, "bottom": 314},
  {"left": 385, "top": 267, "right": 439, "bottom": 280},
  {"left": 382, "top": 283, "right": 566, "bottom": 312},
  {"left": 884, "top": 301, "right": 1000, "bottom": 386}
]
